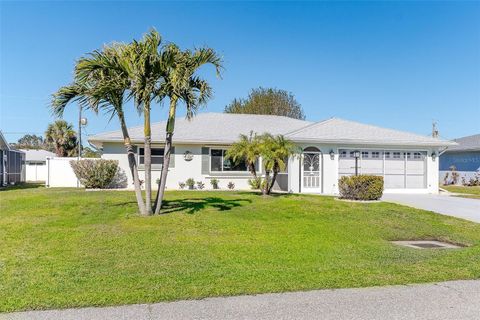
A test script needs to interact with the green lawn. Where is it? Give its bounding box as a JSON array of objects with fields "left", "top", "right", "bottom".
[
  {"left": 442, "top": 185, "right": 480, "bottom": 199},
  {"left": 1, "top": 186, "right": 480, "bottom": 312}
]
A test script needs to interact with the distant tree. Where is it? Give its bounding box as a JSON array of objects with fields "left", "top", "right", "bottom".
[
  {"left": 11, "top": 134, "right": 50, "bottom": 150},
  {"left": 45, "top": 120, "right": 78, "bottom": 157},
  {"left": 82, "top": 146, "right": 102, "bottom": 158},
  {"left": 224, "top": 87, "right": 305, "bottom": 120}
]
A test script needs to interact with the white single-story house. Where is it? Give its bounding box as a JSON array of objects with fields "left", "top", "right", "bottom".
[
  {"left": 89, "top": 113, "right": 455, "bottom": 194},
  {"left": 440, "top": 134, "right": 479, "bottom": 184},
  {"left": 20, "top": 149, "right": 56, "bottom": 182}
]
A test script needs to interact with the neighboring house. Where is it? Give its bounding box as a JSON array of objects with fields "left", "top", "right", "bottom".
[
  {"left": 0, "top": 130, "right": 25, "bottom": 186},
  {"left": 20, "top": 149, "right": 56, "bottom": 182},
  {"left": 88, "top": 113, "right": 454, "bottom": 194},
  {"left": 440, "top": 134, "right": 480, "bottom": 184}
]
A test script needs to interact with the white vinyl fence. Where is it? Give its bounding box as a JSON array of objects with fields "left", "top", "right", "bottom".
[
  {"left": 46, "top": 157, "right": 81, "bottom": 187},
  {"left": 46, "top": 157, "right": 127, "bottom": 188}
]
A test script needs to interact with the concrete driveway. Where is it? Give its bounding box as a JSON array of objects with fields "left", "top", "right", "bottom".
[
  {"left": 2, "top": 280, "right": 479, "bottom": 320},
  {"left": 382, "top": 193, "right": 480, "bottom": 223}
]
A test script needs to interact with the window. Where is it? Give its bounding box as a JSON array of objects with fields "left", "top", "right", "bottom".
[
  {"left": 210, "top": 149, "right": 249, "bottom": 172},
  {"left": 385, "top": 152, "right": 390, "bottom": 159},
  {"left": 139, "top": 147, "right": 164, "bottom": 165},
  {"left": 405, "top": 152, "right": 411, "bottom": 159},
  {"left": 362, "top": 151, "right": 369, "bottom": 158},
  {"left": 371, "top": 151, "right": 380, "bottom": 159},
  {"left": 393, "top": 152, "right": 401, "bottom": 159},
  {"left": 340, "top": 151, "right": 347, "bottom": 158},
  {"left": 349, "top": 151, "right": 356, "bottom": 158},
  {"left": 414, "top": 152, "right": 422, "bottom": 159}
]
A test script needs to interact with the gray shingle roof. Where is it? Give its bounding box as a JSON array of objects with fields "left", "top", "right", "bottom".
[
  {"left": 89, "top": 113, "right": 312, "bottom": 146},
  {"left": 285, "top": 118, "right": 455, "bottom": 146},
  {"left": 20, "top": 149, "right": 56, "bottom": 162},
  {"left": 444, "top": 134, "right": 480, "bottom": 152},
  {"left": 88, "top": 113, "right": 455, "bottom": 148}
]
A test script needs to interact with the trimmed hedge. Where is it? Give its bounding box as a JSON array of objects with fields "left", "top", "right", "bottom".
[
  {"left": 70, "top": 159, "right": 119, "bottom": 189},
  {"left": 338, "top": 175, "right": 384, "bottom": 201}
]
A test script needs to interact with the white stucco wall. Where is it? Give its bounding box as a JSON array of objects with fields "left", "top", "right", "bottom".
[
  {"left": 102, "top": 143, "right": 254, "bottom": 191},
  {"left": 101, "top": 142, "right": 441, "bottom": 194},
  {"left": 288, "top": 144, "right": 440, "bottom": 195}
]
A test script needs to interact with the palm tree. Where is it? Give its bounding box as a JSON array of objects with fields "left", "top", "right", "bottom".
[
  {"left": 153, "top": 44, "right": 223, "bottom": 214},
  {"left": 51, "top": 44, "right": 147, "bottom": 215},
  {"left": 225, "top": 131, "right": 261, "bottom": 179},
  {"left": 120, "top": 29, "right": 165, "bottom": 214},
  {"left": 258, "top": 134, "right": 297, "bottom": 195},
  {"left": 45, "top": 120, "right": 78, "bottom": 157}
]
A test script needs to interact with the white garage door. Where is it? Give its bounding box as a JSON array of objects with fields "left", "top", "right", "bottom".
[{"left": 339, "top": 150, "right": 427, "bottom": 189}]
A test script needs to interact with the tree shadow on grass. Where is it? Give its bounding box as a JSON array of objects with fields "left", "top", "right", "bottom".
[
  {"left": 161, "top": 197, "right": 252, "bottom": 214},
  {"left": 0, "top": 182, "right": 44, "bottom": 191}
]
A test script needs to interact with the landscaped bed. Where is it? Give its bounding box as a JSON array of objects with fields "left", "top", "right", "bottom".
[{"left": 1, "top": 186, "right": 479, "bottom": 312}]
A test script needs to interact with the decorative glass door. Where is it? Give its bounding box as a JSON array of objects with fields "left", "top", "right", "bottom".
[{"left": 303, "top": 152, "right": 320, "bottom": 188}]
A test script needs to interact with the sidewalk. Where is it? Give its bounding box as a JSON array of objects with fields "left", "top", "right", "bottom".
[{"left": 2, "top": 280, "right": 479, "bottom": 320}]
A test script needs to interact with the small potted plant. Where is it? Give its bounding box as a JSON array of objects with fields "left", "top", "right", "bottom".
[
  {"left": 227, "top": 181, "right": 235, "bottom": 190},
  {"left": 178, "top": 182, "right": 186, "bottom": 190},
  {"left": 210, "top": 178, "right": 219, "bottom": 189},
  {"left": 186, "top": 178, "right": 195, "bottom": 190},
  {"left": 197, "top": 181, "right": 205, "bottom": 190}
]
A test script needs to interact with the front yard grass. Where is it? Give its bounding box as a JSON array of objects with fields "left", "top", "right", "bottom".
[
  {"left": 1, "top": 186, "right": 479, "bottom": 312},
  {"left": 442, "top": 185, "right": 480, "bottom": 199}
]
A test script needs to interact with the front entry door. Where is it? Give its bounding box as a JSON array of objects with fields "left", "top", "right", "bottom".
[{"left": 303, "top": 152, "right": 320, "bottom": 190}]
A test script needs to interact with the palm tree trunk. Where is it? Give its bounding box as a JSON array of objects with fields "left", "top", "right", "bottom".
[
  {"left": 263, "top": 170, "right": 270, "bottom": 196},
  {"left": 249, "top": 162, "right": 257, "bottom": 179},
  {"left": 118, "top": 113, "right": 147, "bottom": 215},
  {"left": 143, "top": 101, "right": 153, "bottom": 214},
  {"left": 268, "top": 167, "right": 278, "bottom": 194},
  {"left": 154, "top": 97, "right": 177, "bottom": 214}
]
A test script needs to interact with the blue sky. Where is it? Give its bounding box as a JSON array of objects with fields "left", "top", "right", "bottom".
[{"left": 1, "top": 1, "right": 479, "bottom": 145}]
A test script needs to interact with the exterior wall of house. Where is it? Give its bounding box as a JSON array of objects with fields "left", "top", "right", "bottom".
[
  {"left": 102, "top": 142, "right": 441, "bottom": 194},
  {"left": 102, "top": 143, "right": 254, "bottom": 190},
  {"left": 289, "top": 144, "right": 440, "bottom": 195}
]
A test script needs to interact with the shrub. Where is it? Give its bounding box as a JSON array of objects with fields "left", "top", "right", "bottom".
[
  {"left": 338, "top": 175, "right": 384, "bottom": 201},
  {"left": 462, "top": 171, "right": 480, "bottom": 186},
  {"left": 227, "top": 181, "right": 235, "bottom": 190},
  {"left": 70, "top": 159, "right": 118, "bottom": 189},
  {"left": 210, "top": 178, "right": 219, "bottom": 189},
  {"left": 178, "top": 182, "right": 186, "bottom": 190},
  {"left": 197, "top": 181, "right": 205, "bottom": 190},
  {"left": 248, "top": 177, "right": 263, "bottom": 190},
  {"left": 186, "top": 178, "right": 195, "bottom": 190}
]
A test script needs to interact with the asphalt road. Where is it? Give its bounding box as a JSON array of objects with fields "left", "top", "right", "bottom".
[{"left": 2, "top": 280, "right": 479, "bottom": 320}]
